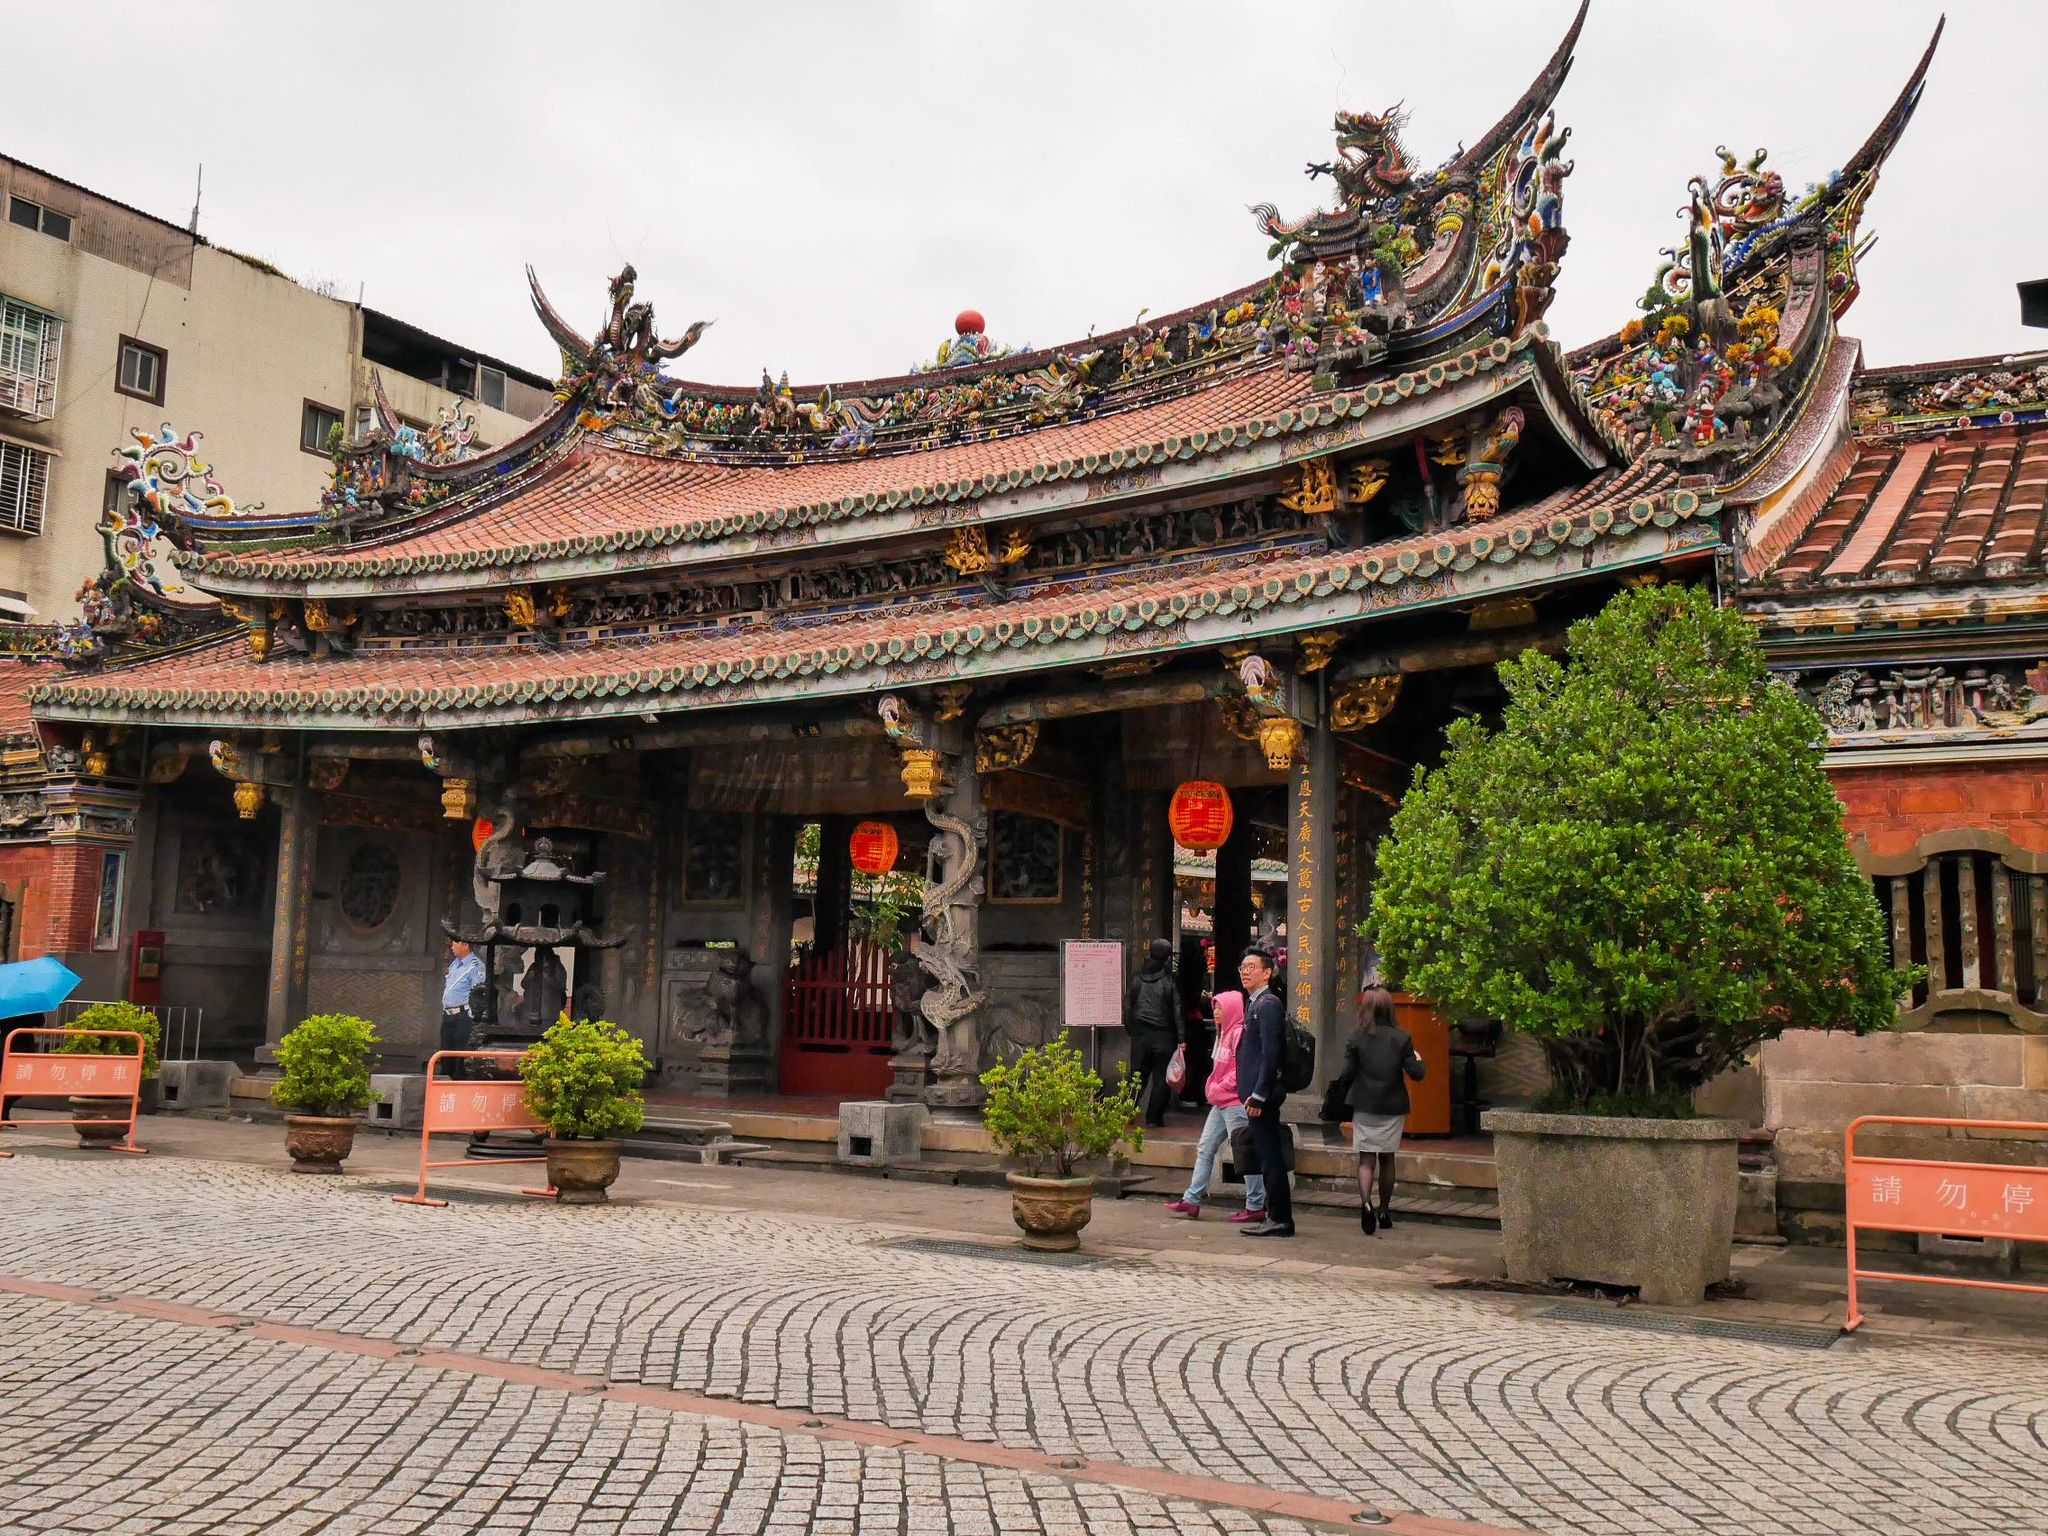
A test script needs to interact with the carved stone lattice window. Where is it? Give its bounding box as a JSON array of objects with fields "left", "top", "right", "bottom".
[
  {"left": 989, "top": 812, "right": 1063, "bottom": 904},
  {"left": 1869, "top": 839, "right": 2048, "bottom": 1030},
  {"left": 338, "top": 840, "right": 403, "bottom": 933},
  {"left": 681, "top": 813, "right": 744, "bottom": 905}
]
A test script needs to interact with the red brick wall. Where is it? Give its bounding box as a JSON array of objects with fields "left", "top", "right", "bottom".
[
  {"left": 1830, "top": 760, "right": 2048, "bottom": 861},
  {"left": 0, "top": 842, "right": 104, "bottom": 959}
]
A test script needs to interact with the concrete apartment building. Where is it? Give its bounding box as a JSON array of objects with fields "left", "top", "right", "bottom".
[{"left": 0, "top": 155, "right": 552, "bottom": 621}]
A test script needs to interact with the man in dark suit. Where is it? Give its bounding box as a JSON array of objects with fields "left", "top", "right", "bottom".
[{"left": 1236, "top": 947, "right": 1293, "bottom": 1237}]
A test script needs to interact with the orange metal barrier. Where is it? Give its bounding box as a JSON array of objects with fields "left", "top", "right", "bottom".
[
  {"left": 0, "top": 1027, "right": 149, "bottom": 1157},
  {"left": 392, "top": 1050, "right": 555, "bottom": 1208},
  {"left": 1844, "top": 1114, "right": 2048, "bottom": 1331}
]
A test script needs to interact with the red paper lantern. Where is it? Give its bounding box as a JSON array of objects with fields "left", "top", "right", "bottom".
[
  {"left": 471, "top": 816, "right": 495, "bottom": 854},
  {"left": 849, "top": 820, "right": 900, "bottom": 875},
  {"left": 1168, "top": 781, "right": 1234, "bottom": 852}
]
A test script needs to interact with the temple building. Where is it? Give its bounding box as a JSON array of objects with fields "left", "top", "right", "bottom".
[{"left": 0, "top": 9, "right": 2035, "bottom": 1218}]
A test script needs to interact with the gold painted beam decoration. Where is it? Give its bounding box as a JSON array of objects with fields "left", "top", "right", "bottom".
[
  {"left": 975, "top": 722, "right": 1039, "bottom": 773},
  {"left": 1276, "top": 458, "right": 1340, "bottom": 518},
  {"left": 1331, "top": 676, "right": 1402, "bottom": 730}
]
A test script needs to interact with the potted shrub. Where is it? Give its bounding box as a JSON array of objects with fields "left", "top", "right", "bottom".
[
  {"left": 272, "top": 1013, "right": 381, "bottom": 1173},
  {"left": 980, "top": 1034, "right": 1144, "bottom": 1251},
  {"left": 53, "top": 1001, "right": 161, "bottom": 1147},
  {"left": 1367, "top": 586, "right": 1910, "bottom": 1304},
  {"left": 520, "top": 1014, "right": 648, "bottom": 1204}
]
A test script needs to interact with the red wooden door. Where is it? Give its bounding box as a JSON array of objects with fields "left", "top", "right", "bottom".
[{"left": 778, "top": 939, "right": 899, "bottom": 1097}]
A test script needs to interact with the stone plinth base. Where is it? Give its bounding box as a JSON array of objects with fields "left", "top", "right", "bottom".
[
  {"left": 158, "top": 1060, "right": 234, "bottom": 1112},
  {"left": 838, "top": 1100, "right": 928, "bottom": 1165},
  {"left": 1486, "top": 1109, "right": 1742, "bottom": 1306}
]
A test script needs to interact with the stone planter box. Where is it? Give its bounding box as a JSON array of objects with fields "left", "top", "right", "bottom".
[
  {"left": 159, "top": 1060, "right": 234, "bottom": 1112},
  {"left": 838, "top": 1100, "right": 926, "bottom": 1166},
  {"left": 1485, "top": 1109, "right": 1743, "bottom": 1306},
  {"left": 363, "top": 1074, "right": 426, "bottom": 1132}
]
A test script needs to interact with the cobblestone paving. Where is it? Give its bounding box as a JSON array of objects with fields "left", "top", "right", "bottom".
[
  {"left": 4, "top": 1295, "right": 1295, "bottom": 1536},
  {"left": 4, "top": 1153, "right": 2047, "bottom": 1536}
]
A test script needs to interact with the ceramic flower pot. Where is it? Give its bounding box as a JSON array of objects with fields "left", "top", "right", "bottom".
[
  {"left": 283, "top": 1113, "right": 359, "bottom": 1174},
  {"left": 1006, "top": 1172, "right": 1095, "bottom": 1252},
  {"left": 546, "top": 1138, "right": 623, "bottom": 1204},
  {"left": 69, "top": 1096, "right": 130, "bottom": 1148}
]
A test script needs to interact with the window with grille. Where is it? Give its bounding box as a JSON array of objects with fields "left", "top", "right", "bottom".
[
  {"left": 0, "top": 298, "right": 62, "bottom": 420},
  {"left": 1873, "top": 850, "right": 2047, "bottom": 1016},
  {"left": 0, "top": 440, "right": 52, "bottom": 535}
]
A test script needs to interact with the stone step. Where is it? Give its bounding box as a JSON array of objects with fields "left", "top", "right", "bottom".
[{"left": 638, "top": 1115, "right": 738, "bottom": 1144}]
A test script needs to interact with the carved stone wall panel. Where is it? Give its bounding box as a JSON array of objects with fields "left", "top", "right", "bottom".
[
  {"left": 307, "top": 966, "right": 438, "bottom": 1058},
  {"left": 311, "top": 827, "right": 432, "bottom": 957},
  {"left": 979, "top": 952, "right": 1061, "bottom": 1067},
  {"left": 1791, "top": 660, "right": 2048, "bottom": 750}
]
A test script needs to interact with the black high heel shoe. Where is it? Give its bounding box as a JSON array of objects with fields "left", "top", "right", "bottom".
[
  {"left": 1376, "top": 1206, "right": 1394, "bottom": 1230},
  {"left": 1360, "top": 1204, "right": 1377, "bottom": 1236}
]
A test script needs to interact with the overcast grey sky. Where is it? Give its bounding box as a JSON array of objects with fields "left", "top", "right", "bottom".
[{"left": 9, "top": 2, "right": 2041, "bottom": 384}]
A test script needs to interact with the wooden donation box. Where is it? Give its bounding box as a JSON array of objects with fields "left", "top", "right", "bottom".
[{"left": 1391, "top": 994, "right": 1453, "bottom": 1136}]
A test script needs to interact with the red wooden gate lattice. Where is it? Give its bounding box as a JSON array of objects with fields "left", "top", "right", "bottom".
[{"left": 779, "top": 939, "right": 900, "bottom": 1097}]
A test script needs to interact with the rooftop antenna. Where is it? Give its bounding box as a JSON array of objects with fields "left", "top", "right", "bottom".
[{"left": 187, "top": 165, "right": 202, "bottom": 235}]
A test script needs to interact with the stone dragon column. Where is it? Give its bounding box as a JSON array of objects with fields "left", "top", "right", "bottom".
[{"left": 879, "top": 694, "right": 988, "bottom": 1109}]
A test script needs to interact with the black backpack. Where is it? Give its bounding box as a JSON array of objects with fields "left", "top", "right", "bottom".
[
  {"left": 1280, "top": 1020, "right": 1316, "bottom": 1095},
  {"left": 1130, "top": 970, "right": 1178, "bottom": 1033}
]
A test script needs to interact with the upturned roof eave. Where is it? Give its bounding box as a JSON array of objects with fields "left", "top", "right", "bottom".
[{"left": 31, "top": 482, "right": 1717, "bottom": 735}]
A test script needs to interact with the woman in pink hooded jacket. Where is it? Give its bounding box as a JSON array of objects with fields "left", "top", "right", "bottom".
[{"left": 1163, "top": 991, "right": 1267, "bottom": 1221}]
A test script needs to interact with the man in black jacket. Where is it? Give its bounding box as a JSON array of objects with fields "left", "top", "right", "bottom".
[
  {"left": 1123, "top": 938, "right": 1180, "bottom": 1128},
  {"left": 1236, "top": 947, "right": 1293, "bottom": 1237}
]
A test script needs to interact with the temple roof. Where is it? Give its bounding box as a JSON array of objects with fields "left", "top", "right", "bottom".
[
  {"left": 0, "top": 661, "right": 62, "bottom": 744},
  {"left": 193, "top": 335, "right": 1613, "bottom": 596},
  {"left": 1751, "top": 425, "right": 2048, "bottom": 592},
  {"left": 1742, "top": 354, "right": 2048, "bottom": 596},
  {"left": 33, "top": 460, "right": 1700, "bottom": 731},
  {"left": 159, "top": 4, "right": 1595, "bottom": 599}
]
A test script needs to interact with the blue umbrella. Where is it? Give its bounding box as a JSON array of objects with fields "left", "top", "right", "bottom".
[{"left": 0, "top": 957, "right": 83, "bottom": 1018}]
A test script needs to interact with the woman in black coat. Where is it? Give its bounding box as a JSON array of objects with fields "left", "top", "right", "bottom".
[{"left": 1337, "top": 987, "right": 1426, "bottom": 1235}]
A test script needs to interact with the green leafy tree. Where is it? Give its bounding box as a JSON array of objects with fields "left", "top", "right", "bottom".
[
  {"left": 273, "top": 1013, "right": 381, "bottom": 1116},
  {"left": 850, "top": 870, "right": 921, "bottom": 951},
  {"left": 980, "top": 1034, "right": 1144, "bottom": 1178},
  {"left": 520, "top": 1015, "right": 648, "bottom": 1140},
  {"left": 54, "top": 1001, "right": 162, "bottom": 1081},
  {"left": 1366, "top": 585, "right": 1910, "bottom": 1113}
]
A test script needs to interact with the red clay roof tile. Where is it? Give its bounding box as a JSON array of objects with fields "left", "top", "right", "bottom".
[{"left": 1756, "top": 423, "right": 2048, "bottom": 589}]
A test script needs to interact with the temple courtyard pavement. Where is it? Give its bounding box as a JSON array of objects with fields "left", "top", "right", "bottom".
[{"left": 2, "top": 1120, "right": 2044, "bottom": 1536}]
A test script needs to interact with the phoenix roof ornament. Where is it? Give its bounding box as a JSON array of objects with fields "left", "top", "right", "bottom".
[{"left": 527, "top": 263, "right": 713, "bottom": 410}]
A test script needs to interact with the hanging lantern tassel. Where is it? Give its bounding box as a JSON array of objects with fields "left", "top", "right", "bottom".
[{"left": 1168, "top": 781, "right": 1234, "bottom": 852}]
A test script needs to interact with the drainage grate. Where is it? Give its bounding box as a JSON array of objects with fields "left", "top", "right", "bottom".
[
  {"left": 886, "top": 1237, "right": 1106, "bottom": 1269},
  {"left": 1540, "top": 1303, "right": 1837, "bottom": 1350}
]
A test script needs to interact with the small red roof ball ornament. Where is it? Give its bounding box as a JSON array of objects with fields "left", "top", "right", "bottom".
[
  {"left": 1168, "top": 781, "right": 1234, "bottom": 852},
  {"left": 954, "top": 308, "right": 985, "bottom": 337},
  {"left": 849, "top": 820, "right": 900, "bottom": 875}
]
